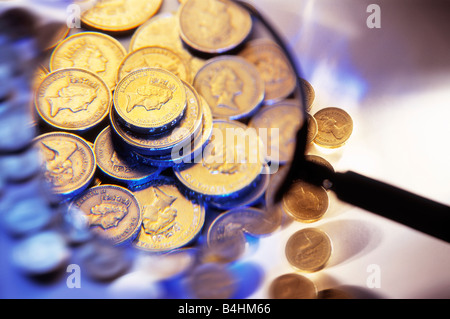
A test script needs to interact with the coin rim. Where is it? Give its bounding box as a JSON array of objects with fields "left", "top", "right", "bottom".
[
  {"left": 35, "top": 67, "right": 112, "bottom": 131},
  {"left": 33, "top": 131, "right": 96, "bottom": 197},
  {"left": 285, "top": 227, "right": 333, "bottom": 273}
]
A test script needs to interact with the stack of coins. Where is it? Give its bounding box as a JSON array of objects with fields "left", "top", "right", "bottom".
[{"left": 23, "top": 0, "right": 357, "bottom": 298}]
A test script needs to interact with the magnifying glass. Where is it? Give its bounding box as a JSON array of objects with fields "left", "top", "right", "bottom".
[{"left": 232, "top": 0, "right": 450, "bottom": 244}]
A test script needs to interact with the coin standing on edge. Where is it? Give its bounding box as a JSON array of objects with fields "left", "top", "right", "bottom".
[
  {"left": 193, "top": 55, "right": 265, "bottom": 120},
  {"left": 268, "top": 273, "right": 317, "bottom": 299},
  {"left": 34, "top": 132, "right": 96, "bottom": 198},
  {"left": 285, "top": 228, "right": 332, "bottom": 272},
  {"left": 35, "top": 68, "right": 111, "bottom": 131},
  {"left": 132, "top": 177, "right": 205, "bottom": 252},
  {"left": 70, "top": 185, "right": 142, "bottom": 246},
  {"left": 81, "top": 0, "right": 163, "bottom": 32},
  {"left": 113, "top": 68, "right": 187, "bottom": 134},
  {"left": 179, "top": 0, "right": 252, "bottom": 54},
  {"left": 313, "top": 107, "right": 353, "bottom": 148},
  {"left": 50, "top": 31, "right": 127, "bottom": 90}
]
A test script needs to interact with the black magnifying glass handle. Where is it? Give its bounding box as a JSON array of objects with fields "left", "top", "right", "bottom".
[{"left": 330, "top": 170, "right": 450, "bottom": 243}]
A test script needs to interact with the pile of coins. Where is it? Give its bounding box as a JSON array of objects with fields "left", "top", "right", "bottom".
[{"left": 14, "top": 0, "right": 356, "bottom": 298}]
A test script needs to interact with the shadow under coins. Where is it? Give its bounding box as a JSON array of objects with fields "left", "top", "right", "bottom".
[{"left": 319, "top": 218, "right": 383, "bottom": 268}]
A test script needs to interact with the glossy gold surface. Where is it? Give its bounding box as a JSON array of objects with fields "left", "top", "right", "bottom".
[
  {"left": 113, "top": 68, "right": 187, "bottom": 134},
  {"left": 248, "top": 100, "right": 303, "bottom": 164},
  {"left": 81, "top": 0, "right": 163, "bottom": 32},
  {"left": 70, "top": 184, "right": 142, "bottom": 246},
  {"left": 179, "top": 0, "right": 252, "bottom": 54},
  {"left": 111, "top": 80, "right": 202, "bottom": 155},
  {"left": 285, "top": 228, "right": 332, "bottom": 272},
  {"left": 193, "top": 56, "right": 265, "bottom": 120},
  {"left": 34, "top": 132, "right": 96, "bottom": 197},
  {"left": 132, "top": 178, "right": 205, "bottom": 252},
  {"left": 313, "top": 107, "right": 353, "bottom": 148},
  {"left": 174, "top": 119, "right": 264, "bottom": 197},
  {"left": 50, "top": 32, "right": 127, "bottom": 90},
  {"left": 35, "top": 68, "right": 111, "bottom": 131},
  {"left": 93, "top": 126, "right": 160, "bottom": 185},
  {"left": 117, "top": 46, "right": 191, "bottom": 83},
  {"left": 282, "top": 180, "right": 329, "bottom": 223},
  {"left": 239, "top": 39, "right": 297, "bottom": 104}
]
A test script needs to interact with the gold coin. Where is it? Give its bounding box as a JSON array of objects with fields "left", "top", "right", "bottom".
[
  {"left": 248, "top": 100, "right": 303, "bottom": 164},
  {"left": 173, "top": 119, "right": 264, "bottom": 197},
  {"left": 50, "top": 31, "right": 127, "bottom": 90},
  {"left": 282, "top": 180, "right": 329, "bottom": 223},
  {"left": 35, "top": 68, "right": 111, "bottom": 131},
  {"left": 81, "top": 0, "right": 163, "bottom": 32},
  {"left": 301, "top": 78, "right": 315, "bottom": 112},
  {"left": 193, "top": 55, "right": 265, "bottom": 120},
  {"left": 110, "top": 80, "right": 202, "bottom": 156},
  {"left": 134, "top": 94, "right": 213, "bottom": 167},
  {"left": 93, "top": 126, "right": 161, "bottom": 187},
  {"left": 113, "top": 68, "right": 187, "bottom": 134},
  {"left": 285, "top": 228, "right": 332, "bottom": 272},
  {"left": 313, "top": 107, "right": 353, "bottom": 148},
  {"left": 34, "top": 132, "right": 96, "bottom": 198},
  {"left": 70, "top": 184, "right": 142, "bottom": 246},
  {"left": 129, "top": 12, "right": 185, "bottom": 54},
  {"left": 306, "top": 113, "right": 318, "bottom": 144},
  {"left": 179, "top": 0, "right": 252, "bottom": 54},
  {"left": 268, "top": 273, "right": 317, "bottom": 299},
  {"left": 117, "top": 46, "right": 191, "bottom": 83},
  {"left": 132, "top": 177, "right": 205, "bottom": 252},
  {"left": 238, "top": 39, "right": 297, "bottom": 104}
]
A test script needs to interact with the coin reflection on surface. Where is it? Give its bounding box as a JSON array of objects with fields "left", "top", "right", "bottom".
[{"left": 269, "top": 273, "right": 317, "bottom": 299}]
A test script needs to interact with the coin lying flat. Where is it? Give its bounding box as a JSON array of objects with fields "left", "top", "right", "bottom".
[
  {"left": 313, "top": 107, "right": 353, "bottom": 148},
  {"left": 282, "top": 180, "right": 329, "bottom": 223},
  {"left": 248, "top": 100, "right": 304, "bottom": 164},
  {"left": 179, "top": 0, "right": 252, "bottom": 54},
  {"left": 70, "top": 185, "right": 142, "bottom": 246},
  {"left": 93, "top": 126, "right": 161, "bottom": 187},
  {"left": 113, "top": 68, "right": 187, "bottom": 134},
  {"left": 111, "top": 80, "right": 202, "bottom": 156},
  {"left": 117, "top": 46, "right": 191, "bottom": 83},
  {"left": 174, "top": 119, "right": 264, "bottom": 197},
  {"left": 50, "top": 31, "right": 127, "bottom": 90},
  {"left": 239, "top": 39, "right": 297, "bottom": 104},
  {"left": 268, "top": 273, "right": 317, "bottom": 299},
  {"left": 305, "top": 154, "right": 334, "bottom": 173},
  {"left": 34, "top": 132, "right": 96, "bottom": 198},
  {"left": 194, "top": 56, "right": 265, "bottom": 120},
  {"left": 35, "top": 68, "right": 111, "bottom": 131},
  {"left": 132, "top": 177, "right": 205, "bottom": 252},
  {"left": 81, "top": 0, "right": 163, "bottom": 32},
  {"left": 285, "top": 228, "right": 332, "bottom": 272}
]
